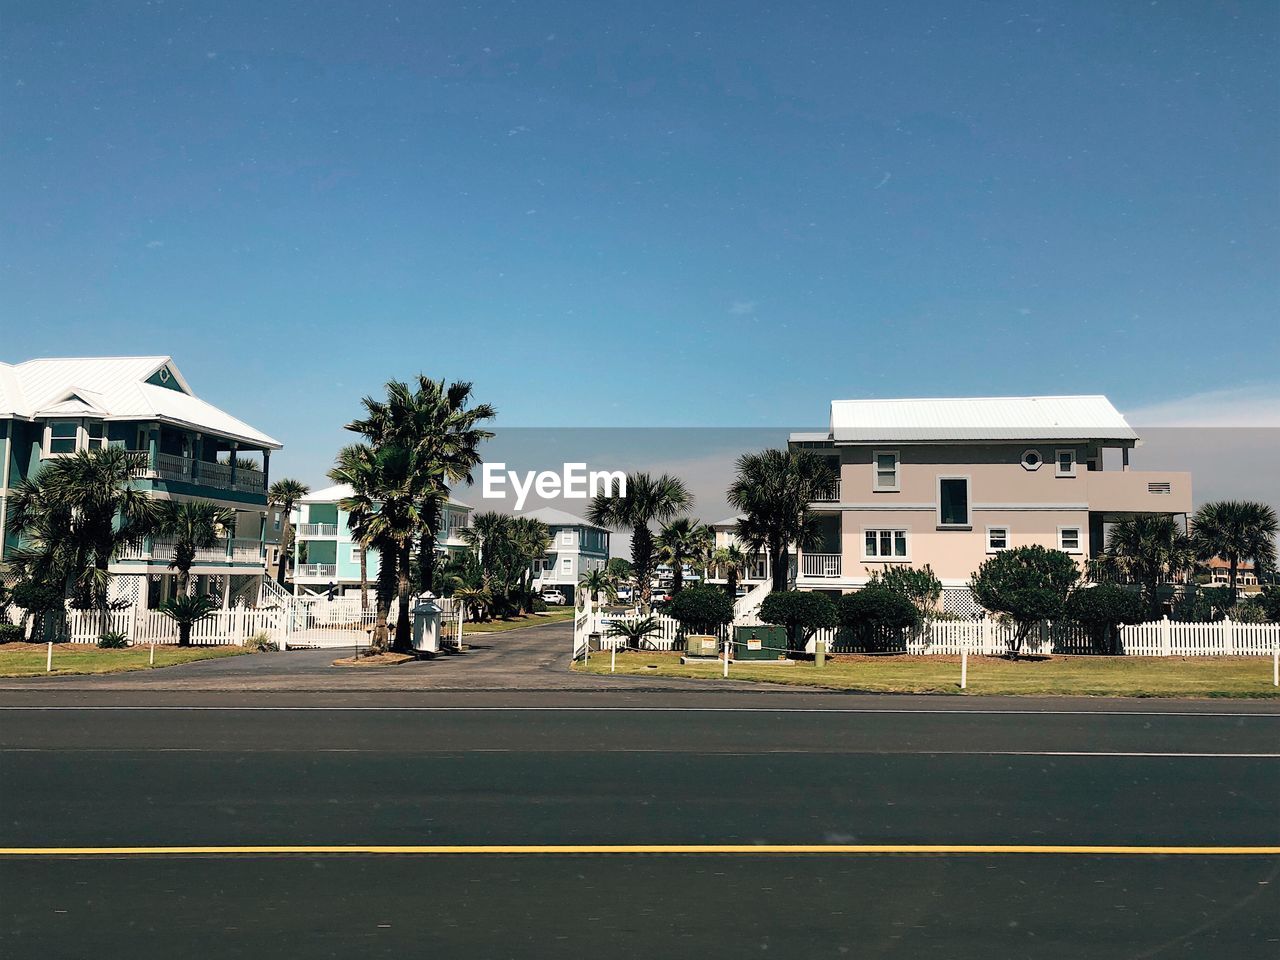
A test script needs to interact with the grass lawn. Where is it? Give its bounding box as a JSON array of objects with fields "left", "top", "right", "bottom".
[
  {"left": 574, "top": 650, "right": 1280, "bottom": 698},
  {"left": 464, "top": 607, "right": 577, "bottom": 634},
  {"left": 0, "top": 642, "right": 254, "bottom": 678}
]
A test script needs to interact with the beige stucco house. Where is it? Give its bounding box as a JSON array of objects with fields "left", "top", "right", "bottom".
[{"left": 782, "top": 395, "right": 1192, "bottom": 615}]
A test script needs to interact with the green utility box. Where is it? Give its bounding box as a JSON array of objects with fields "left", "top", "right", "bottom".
[{"left": 733, "top": 625, "right": 789, "bottom": 661}]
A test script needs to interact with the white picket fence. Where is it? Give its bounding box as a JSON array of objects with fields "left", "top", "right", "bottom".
[
  {"left": 572, "top": 607, "right": 1280, "bottom": 659},
  {"left": 47, "top": 608, "right": 288, "bottom": 647}
]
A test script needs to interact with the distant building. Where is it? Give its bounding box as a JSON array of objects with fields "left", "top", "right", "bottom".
[
  {"left": 521, "top": 506, "right": 610, "bottom": 604},
  {"left": 291, "top": 483, "right": 472, "bottom": 597}
]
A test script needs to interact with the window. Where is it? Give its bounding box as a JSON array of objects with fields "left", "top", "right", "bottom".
[
  {"left": 87, "top": 421, "right": 106, "bottom": 449},
  {"left": 987, "top": 527, "right": 1009, "bottom": 552},
  {"left": 560, "top": 531, "right": 573, "bottom": 546},
  {"left": 864, "top": 528, "right": 909, "bottom": 559},
  {"left": 937, "top": 477, "right": 970, "bottom": 527},
  {"left": 46, "top": 420, "right": 79, "bottom": 456},
  {"left": 560, "top": 557, "right": 572, "bottom": 574},
  {"left": 351, "top": 546, "right": 363, "bottom": 563},
  {"left": 1056, "top": 449, "right": 1076, "bottom": 477},
  {"left": 1058, "top": 527, "right": 1082, "bottom": 553},
  {"left": 873, "top": 450, "right": 899, "bottom": 491},
  {"left": 1021, "top": 449, "right": 1043, "bottom": 471}
]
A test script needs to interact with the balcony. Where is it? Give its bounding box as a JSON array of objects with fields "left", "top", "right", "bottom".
[
  {"left": 296, "top": 563, "right": 338, "bottom": 580},
  {"left": 811, "top": 481, "right": 842, "bottom": 503},
  {"left": 799, "top": 553, "right": 842, "bottom": 578},
  {"left": 150, "top": 454, "right": 266, "bottom": 496},
  {"left": 119, "top": 537, "right": 264, "bottom": 565},
  {"left": 298, "top": 523, "right": 340, "bottom": 537},
  {"left": 1086, "top": 470, "right": 1193, "bottom": 516}
]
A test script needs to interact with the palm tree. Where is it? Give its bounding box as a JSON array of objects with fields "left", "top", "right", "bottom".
[
  {"left": 657, "top": 517, "right": 713, "bottom": 594},
  {"left": 1102, "top": 514, "right": 1197, "bottom": 618},
  {"left": 709, "top": 543, "right": 748, "bottom": 598},
  {"left": 579, "top": 567, "right": 618, "bottom": 607},
  {"left": 727, "top": 449, "right": 838, "bottom": 592},
  {"left": 452, "top": 585, "right": 492, "bottom": 622},
  {"left": 267, "top": 478, "right": 310, "bottom": 587},
  {"left": 158, "top": 593, "right": 221, "bottom": 646},
  {"left": 587, "top": 472, "right": 692, "bottom": 613},
  {"left": 156, "top": 500, "right": 236, "bottom": 595},
  {"left": 511, "top": 516, "right": 553, "bottom": 614},
  {"left": 348, "top": 376, "right": 495, "bottom": 597},
  {"left": 606, "top": 615, "right": 662, "bottom": 650},
  {"left": 7, "top": 447, "right": 157, "bottom": 632},
  {"left": 1191, "top": 500, "right": 1279, "bottom": 602},
  {"left": 328, "top": 444, "right": 379, "bottom": 612}
]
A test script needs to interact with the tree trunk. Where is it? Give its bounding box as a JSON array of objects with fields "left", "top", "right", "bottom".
[
  {"left": 1228, "top": 556, "right": 1239, "bottom": 606},
  {"left": 393, "top": 540, "right": 413, "bottom": 652},
  {"left": 276, "top": 506, "right": 293, "bottom": 586},
  {"left": 770, "top": 542, "right": 789, "bottom": 592},
  {"left": 372, "top": 535, "right": 396, "bottom": 651},
  {"left": 633, "top": 524, "right": 654, "bottom": 614},
  {"left": 728, "top": 568, "right": 738, "bottom": 598},
  {"left": 179, "top": 623, "right": 191, "bottom": 646},
  {"left": 359, "top": 550, "right": 369, "bottom": 612},
  {"left": 418, "top": 529, "right": 438, "bottom": 596}
]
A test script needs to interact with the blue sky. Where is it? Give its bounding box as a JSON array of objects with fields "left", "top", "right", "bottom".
[{"left": 2, "top": 1, "right": 1277, "bottom": 483}]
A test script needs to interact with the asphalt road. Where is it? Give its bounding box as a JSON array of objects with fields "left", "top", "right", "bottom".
[{"left": 2, "top": 695, "right": 1278, "bottom": 958}]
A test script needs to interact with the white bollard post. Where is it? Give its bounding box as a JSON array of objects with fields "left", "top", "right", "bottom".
[
  {"left": 1273, "top": 644, "right": 1278, "bottom": 687},
  {"left": 46, "top": 641, "right": 53, "bottom": 673},
  {"left": 611, "top": 645, "right": 616, "bottom": 673},
  {"left": 960, "top": 645, "right": 968, "bottom": 690},
  {"left": 723, "top": 637, "right": 730, "bottom": 678},
  {"left": 149, "top": 642, "right": 155, "bottom": 667}
]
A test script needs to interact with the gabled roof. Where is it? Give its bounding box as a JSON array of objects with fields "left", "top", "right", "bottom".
[
  {"left": 0, "top": 356, "right": 281, "bottom": 449},
  {"left": 800, "top": 395, "right": 1138, "bottom": 444},
  {"left": 710, "top": 514, "right": 744, "bottom": 528},
  {"left": 302, "top": 482, "right": 471, "bottom": 510},
  {"left": 519, "top": 506, "right": 607, "bottom": 531}
]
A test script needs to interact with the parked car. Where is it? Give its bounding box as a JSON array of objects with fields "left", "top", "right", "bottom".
[{"left": 540, "top": 589, "right": 567, "bottom": 605}]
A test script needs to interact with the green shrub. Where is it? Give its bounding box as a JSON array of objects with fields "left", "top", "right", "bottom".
[
  {"left": 0, "top": 623, "right": 25, "bottom": 643},
  {"left": 1172, "top": 584, "right": 1234, "bottom": 623},
  {"left": 243, "top": 630, "right": 278, "bottom": 652},
  {"left": 1064, "top": 585, "right": 1146, "bottom": 654},
  {"left": 970, "top": 546, "right": 1080, "bottom": 657},
  {"left": 837, "top": 586, "right": 922, "bottom": 652},
  {"left": 759, "top": 590, "right": 837, "bottom": 653},
  {"left": 667, "top": 584, "right": 734, "bottom": 636},
  {"left": 1260, "top": 587, "right": 1280, "bottom": 623},
  {"left": 1227, "top": 602, "right": 1267, "bottom": 624},
  {"left": 866, "top": 564, "right": 942, "bottom": 618},
  {"left": 532, "top": 597, "right": 548, "bottom": 613},
  {"left": 97, "top": 631, "right": 130, "bottom": 648}
]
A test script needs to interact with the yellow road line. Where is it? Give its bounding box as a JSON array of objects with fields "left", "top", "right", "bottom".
[{"left": 1, "top": 844, "right": 1277, "bottom": 857}]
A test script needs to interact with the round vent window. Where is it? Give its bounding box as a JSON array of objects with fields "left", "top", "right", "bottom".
[
  {"left": 158, "top": 367, "right": 171, "bottom": 383},
  {"left": 1021, "top": 449, "right": 1043, "bottom": 471}
]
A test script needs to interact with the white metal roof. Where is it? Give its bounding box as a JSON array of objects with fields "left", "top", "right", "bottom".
[
  {"left": 798, "top": 395, "right": 1139, "bottom": 444},
  {"left": 302, "top": 482, "right": 471, "bottom": 510},
  {"left": 518, "top": 506, "right": 607, "bottom": 530},
  {"left": 0, "top": 356, "right": 281, "bottom": 449}
]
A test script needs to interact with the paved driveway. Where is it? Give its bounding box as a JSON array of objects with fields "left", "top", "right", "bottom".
[{"left": 0, "top": 619, "right": 753, "bottom": 692}]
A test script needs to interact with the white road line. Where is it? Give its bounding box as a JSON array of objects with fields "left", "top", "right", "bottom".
[{"left": 0, "top": 705, "right": 1276, "bottom": 718}]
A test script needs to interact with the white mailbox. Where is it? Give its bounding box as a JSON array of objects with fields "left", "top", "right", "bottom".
[{"left": 411, "top": 599, "right": 442, "bottom": 654}]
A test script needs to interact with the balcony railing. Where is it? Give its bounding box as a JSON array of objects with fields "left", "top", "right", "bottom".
[
  {"left": 298, "top": 524, "right": 340, "bottom": 537},
  {"left": 149, "top": 455, "right": 265, "bottom": 495},
  {"left": 296, "top": 563, "right": 338, "bottom": 580},
  {"left": 800, "top": 553, "right": 842, "bottom": 578},
  {"left": 119, "top": 537, "right": 264, "bottom": 565},
  {"left": 811, "top": 481, "right": 842, "bottom": 503}
]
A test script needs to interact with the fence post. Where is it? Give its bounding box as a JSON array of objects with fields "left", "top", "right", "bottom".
[
  {"left": 981, "top": 616, "right": 994, "bottom": 655},
  {"left": 1221, "top": 617, "right": 1234, "bottom": 657},
  {"left": 1160, "top": 616, "right": 1172, "bottom": 657}
]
